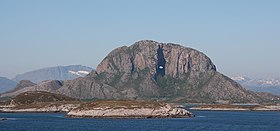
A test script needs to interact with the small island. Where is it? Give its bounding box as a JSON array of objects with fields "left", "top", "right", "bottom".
[{"left": 0, "top": 91, "right": 193, "bottom": 118}]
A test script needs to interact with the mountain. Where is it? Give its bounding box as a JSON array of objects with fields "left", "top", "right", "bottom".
[
  {"left": 58, "top": 40, "right": 279, "bottom": 103},
  {"left": 13, "top": 65, "right": 93, "bottom": 83},
  {"left": 1, "top": 80, "right": 63, "bottom": 97},
  {"left": 231, "top": 76, "right": 280, "bottom": 96},
  {"left": 13, "top": 80, "right": 36, "bottom": 91},
  {"left": 0, "top": 77, "right": 17, "bottom": 93}
]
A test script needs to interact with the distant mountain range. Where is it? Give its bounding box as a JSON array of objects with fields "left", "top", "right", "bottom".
[
  {"left": 231, "top": 76, "right": 280, "bottom": 96},
  {"left": 0, "top": 77, "right": 17, "bottom": 93},
  {"left": 12, "top": 65, "right": 93, "bottom": 83},
  {"left": 0, "top": 65, "right": 93, "bottom": 93}
]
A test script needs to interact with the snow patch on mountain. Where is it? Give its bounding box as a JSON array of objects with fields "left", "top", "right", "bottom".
[
  {"left": 68, "top": 70, "right": 90, "bottom": 77},
  {"left": 231, "top": 76, "right": 280, "bottom": 96},
  {"left": 231, "top": 76, "right": 280, "bottom": 87},
  {"left": 256, "top": 79, "right": 280, "bottom": 86},
  {"left": 231, "top": 76, "right": 250, "bottom": 81}
]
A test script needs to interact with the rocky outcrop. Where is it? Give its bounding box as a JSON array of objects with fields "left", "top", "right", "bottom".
[
  {"left": 58, "top": 40, "right": 278, "bottom": 103},
  {"left": 88, "top": 40, "right": 219, "bottom": 101},
  {"left": 94, "top": 41, "right": 216, "bottom": 84},
  {"left": 67, "top": 100, "right": 192, "bottom": 118},
  {"left": 58, "top": 77, "right": 120, "bottom": 99},
  {"left": 199, "top": 72, "right": 264, "bottom": 103},
  {"left": 0, "top": 103, "right": 79, "bottom": 113}
]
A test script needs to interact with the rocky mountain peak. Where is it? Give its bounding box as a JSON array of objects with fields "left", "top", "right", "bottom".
[
  {"left": 82, "top": 40, "right": 276, "bottom": 102},
  {"left": 96, "top": 40, "right": 216, "bottom": 81}
]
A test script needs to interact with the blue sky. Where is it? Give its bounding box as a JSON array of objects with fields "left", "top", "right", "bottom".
[{"left": 0, "top": 0, "right": 279, "bottom": 79}]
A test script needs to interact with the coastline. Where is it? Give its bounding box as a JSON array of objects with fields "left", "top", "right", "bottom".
[
  {"left": 66, "top": 115, "right": 191, "bottom": 119},
  {"left": 0, "top": 100, "right": 193, "bottom": 118},
  {"left": 190, "top": 104, "right": 280, "bottom": 111}
]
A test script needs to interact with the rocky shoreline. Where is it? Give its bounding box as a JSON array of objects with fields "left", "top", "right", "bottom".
[
  {"left": 0, "top": 103, "right": 79, "bottom": 113},
  {"left": 67, "top": 102, "right": 192, "bottom": 118},
  {"left": 190, "top": 104, "right": 280, "bottom": 111},
  {"left": 0, "top": 91, "right": 193, "bottom": 118},
  {"left": 0, "top": 100, "right": 193, "bottom": 118}
]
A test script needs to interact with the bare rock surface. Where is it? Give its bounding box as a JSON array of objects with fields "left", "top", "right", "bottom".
[
  {"left": 59, "top": 77, "right": 120, "bottom": 99},
  {"left": 67, "top": 100, "right": 192, "bottom": 118}
]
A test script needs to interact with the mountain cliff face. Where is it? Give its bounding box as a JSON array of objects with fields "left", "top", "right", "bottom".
[
  {"left": 57, "top": 40, "right": 279, "bottom": 103},
  {"left": 59, "top": 77, "right": 120, "bottom": 99},
  {"left": 13, "top": 65, "right": 93, "bottom": 83},
  {"left": 89, "top": 40, "right": 218, "bottom": 100}
]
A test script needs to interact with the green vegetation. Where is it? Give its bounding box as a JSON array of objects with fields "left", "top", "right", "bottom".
[
  {"left": 81, "top": 98, "right": 102, "bottom": 102},
  {"left": 94, "top": 72, "right": 106, "bottom": 80},
  {"left": 140, "top": 67, "right": 150, "bottom": 74},
  {"left": 125, "top": 67, "right": 151, "bottom": 95},
  {"left": 109, "top": 72, "right": 123, "bottom": 86},
  {"left": 11, "top": 91, "right": 78, "bottom": 105},
  {"left": 156, "top": 75, "right": 188, "bottom": 97},
  {"left": 126, "top": 47, "right": 132, "bottom": 54}
]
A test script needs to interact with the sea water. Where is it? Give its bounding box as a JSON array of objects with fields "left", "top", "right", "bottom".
[{"left": 0, "top": 111, "right": 279, "bottom": 131}]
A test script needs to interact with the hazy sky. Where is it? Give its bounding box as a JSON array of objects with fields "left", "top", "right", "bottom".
[{"left": 0, "top": 0, "right": 279, "bottom": 79}]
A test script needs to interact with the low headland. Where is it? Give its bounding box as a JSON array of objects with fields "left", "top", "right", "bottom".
[
  {"left": 190, "top": 104, "right": 280, "bottom": 111},
  {"left": 0, "top": 91, "right": 193, "bottom": 118}
]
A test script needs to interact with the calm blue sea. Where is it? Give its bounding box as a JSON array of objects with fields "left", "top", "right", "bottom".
[{"left": 0, "top": 110, "right": 279, "bottom": 131}]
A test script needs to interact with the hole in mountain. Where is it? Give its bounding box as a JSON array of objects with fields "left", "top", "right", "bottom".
[{"left": 154, "top": 44, "right": 166, "bottom": 81}]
